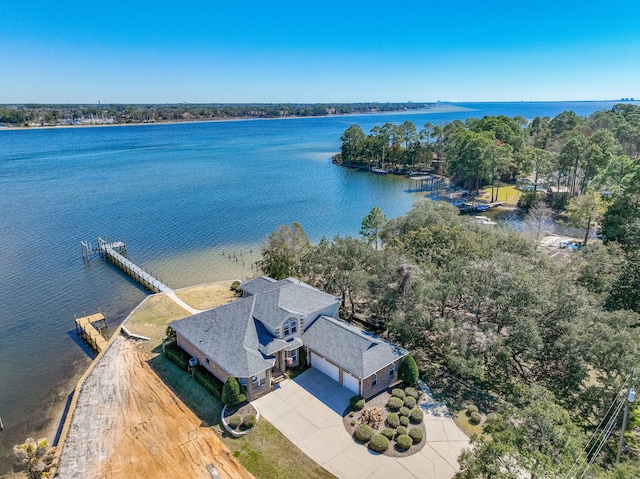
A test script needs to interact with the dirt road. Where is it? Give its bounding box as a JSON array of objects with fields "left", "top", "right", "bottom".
[{"left": 56, "top": 335, "right": 254, "bottom": 479}]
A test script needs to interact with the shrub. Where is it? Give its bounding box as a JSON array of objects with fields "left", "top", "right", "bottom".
[
  {"left": 193, "top": 365, "right": 223, "bottom": 400},
  {"left": 404, "top": 387, "right": 420, "bottom": 400},
  {"left": 399, "top": 406, "right": 411, "bottom": 417},
  {"left": 381, "top": 428, "right": 395, "bottom": 440},
  {"left": 404, "top": 396, "right": 417, "bottom": 409},
  {"left": 409, "top": 427, "right": 423, "bottom": 444},
  {"left": 230, "top": 280, "right": 242, "bottom": 293},
  {"left": 228, "top": 415, "right": 242, "bottom": 429},
  {"left": 410, "top": 408, "right": 424, "bottom": 424},
  {"left": 349, "top": 411, "right": 354, "bottom": 417},
  {"left": 242, "top": 414, "right": 257, "bottom": 429},
  {"left": 396, "top": 434, "right": 413, "bottom": 451},
  {"left": 164, "top": 342, "right": 191, "bottom": 370},
  {"left": 387, "top": 397, "right": 403, "bottom": 411},
  {"left": 466, "top": 404, "right": 479, "bottom": 416},
  {"left": 368, "top": 434, "right": 390, "bottom": 453},
  {"left": 350, "top": 420, "right": 356, "bottom": 426},
  {"left": 350, "top": 395, "right": 365, "bottom": 411},
  {"left": 395, "top": 426, "right": 408, "bottom": 438},
  {"left": 485, "top": 413, "right": 499, "bottom": 424},
  {"left": 398, "top": 355, "right": 419, "bottom": 385},
  {"left": 221, "top": 377, "right": 246, "bottom": 406},
  {"left": 469, "top": 412, "right": 482, "bottom": 425},
  {"left": 391, "top": 388, "right": 406, "bottom": 399},
  {"left": 400, "top": 415, "right": 409, "bottom": 427},
  {"left": 386, "top": 413, "right": 400, "bottom": 428},
  {"left": 354, "top": 424, "right": 375, "bottom": 443}
]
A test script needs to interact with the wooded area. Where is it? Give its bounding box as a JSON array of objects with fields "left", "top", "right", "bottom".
[
  {"left": 262, "top": 104, "right": 640, "bottom": 478},
  {"left": 0, "top": 102, "right": 434, "bottom": 127}
]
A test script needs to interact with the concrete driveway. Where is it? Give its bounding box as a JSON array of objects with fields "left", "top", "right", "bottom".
[{"left": 252, "top": 369, "right": 469, "bottom": 479}]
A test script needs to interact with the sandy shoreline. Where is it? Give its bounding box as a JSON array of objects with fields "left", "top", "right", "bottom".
[
  {"left": 0, "top": 104, "right": 469, "bottom": 131},
  {"left": 50, "top": 281, "right": 249, "bottom": 479}
]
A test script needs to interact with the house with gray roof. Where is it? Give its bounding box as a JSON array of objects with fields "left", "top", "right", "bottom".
[{"left": 169, "top": 276, "right": 408, "bottom": 401}]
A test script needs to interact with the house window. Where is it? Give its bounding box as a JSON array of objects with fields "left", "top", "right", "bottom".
[
  {"left": 290, "top": 349, "right": 297, "bottom": 363},
  {"left": 283, "top": 318, "right": 297, "bottom": 337},
  {"left": 389, "top": 364, "right": 395, "bottom": 377},
  {"left": 372, "top": 374, "right": 377, "bottom": 387},
  {"left": 252, "top": 371, "right": 267, "bottom": 387},
  {"left": 205, "top": 358, "right": 210, "bottom": 364}
]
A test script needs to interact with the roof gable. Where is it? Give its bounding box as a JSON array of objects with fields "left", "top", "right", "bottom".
[
  {"left": 303, "top": 316, "right": 408, "bottom": 379},
  {"left": 169, "top": 296, "right": 274, "bottom": 378}
]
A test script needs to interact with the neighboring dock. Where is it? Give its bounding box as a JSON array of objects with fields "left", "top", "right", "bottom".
[{"left": 74, "top": 312, "right": 108, "bottom": 353}]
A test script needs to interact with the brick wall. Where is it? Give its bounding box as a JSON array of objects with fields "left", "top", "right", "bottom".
[{"left": 360, "top": 359, "right": 403, "bottom": 399}]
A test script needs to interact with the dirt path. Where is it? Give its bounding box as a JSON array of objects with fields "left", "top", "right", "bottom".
[{"left": 56, "top": 336, "right": 254, "bottom": 479}]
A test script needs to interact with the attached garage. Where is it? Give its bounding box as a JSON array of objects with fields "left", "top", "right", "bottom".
[
  {"left": 310, "top": 351, "right": 339, "bottom": 382},
  {"left": 342, "top": 371, "right": 360, "bottom": 395}
]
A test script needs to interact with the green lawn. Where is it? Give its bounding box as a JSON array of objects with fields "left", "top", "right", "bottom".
[{"left": 148, "top": 349, "right": 336, "bottom": 479}]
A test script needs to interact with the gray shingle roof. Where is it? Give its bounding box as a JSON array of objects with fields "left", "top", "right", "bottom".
[
  {"left": 303, "top": 316, "right": 408, "bottom": 379},
  {"left": 169, "top": 296, "right": 275, "bottom": 378},
  {"left": 240, "top": 276, "right": 279, "bottom": 296},
  {"left": 252, "top": 282, "right": 339, "bottom": 330}
]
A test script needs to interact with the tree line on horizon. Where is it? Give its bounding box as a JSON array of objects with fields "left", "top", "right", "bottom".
[{"left": 0, "top": 102, "right": 434, "bottom": 126}]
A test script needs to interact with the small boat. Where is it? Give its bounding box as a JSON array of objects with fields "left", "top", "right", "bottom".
[
  {"left": 475, "top": 215, "right": 497, "bottom": 226},
  {"left": 475, "top": 204, "right": 489, "bottom": 212},
  {"left": 371, "top": 168, "right": 389, "bottom": 175}
]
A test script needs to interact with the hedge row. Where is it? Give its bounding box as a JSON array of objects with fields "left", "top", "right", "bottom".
[{"left": 164, "top": 342, "right": 223, "bottom": 400}]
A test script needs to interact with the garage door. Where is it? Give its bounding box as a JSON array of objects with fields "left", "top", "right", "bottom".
[
  {"left": 343, "top": 371, "right": 359, "bottom": 395},
  {"left": 310, "top": 352, "right": 339, "bottom": 382}
]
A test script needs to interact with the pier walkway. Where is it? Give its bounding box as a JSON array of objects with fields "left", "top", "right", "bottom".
[
  {"left": 82, "top": 236, "right": 202, "bottom": 315},
  {"left": 97, "top": 238, "right": 170, "bottom": 294}
]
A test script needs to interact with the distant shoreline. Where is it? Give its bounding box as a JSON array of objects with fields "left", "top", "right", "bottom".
[{"left": 0, "top": 104, "right": 472, "bottom": 131}]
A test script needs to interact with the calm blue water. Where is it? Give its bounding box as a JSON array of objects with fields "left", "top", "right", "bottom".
[{"left": 0, "top": 101, "right": 636, "bottom": 470}]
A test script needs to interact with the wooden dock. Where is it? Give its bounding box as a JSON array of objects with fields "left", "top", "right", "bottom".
[
  {"left": 75, "top": 312, "right": 108, "bottom": 353},
  {"left": 82, "top": 236, "right": 169, "bottom": 294},
  {"left": 97, "top": 237, "right": 169, "bottom": 294}
]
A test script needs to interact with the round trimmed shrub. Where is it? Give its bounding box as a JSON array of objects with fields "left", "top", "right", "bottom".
[
  {"left": 396, "top": 434, "right": 413, "bottom": 451},
  {"left": 403, "top": 396, "right": 417, "bottom": 409},
  {"left": 399, "top": 406, "right": 411, "bottom": 417},
  {"left": 404, "top": 387, "right": 420, "bottom": 400},
  {"left": 469, "top": 411, "right": 482, "bottom": 425},
  {"left": 400, "top": 415, "right": 409, "bottom": 427},
  {"left": 391, "top": 388, "right": 406, "bottom": 399},
  {"left": 410, "top": 408, "right": 424, "bottom": 424},
  {"left": 485, "top": 413, "right": 499, "bottom": 424},
  {"left": 387, "top": 396, "right": 403, "bottom": 411},
  {"left": 395, "top": 426, "right": 408, "bottom": 438},
  {"left": 381, "top": 427, "right": 395, "bottom": 440},
  {"left": 386, "top": 412, "right": 400, "bottom": 428},
  {"left": 368, "top": 434, "right": 390, "bottom": 453},
  {"left": 350, "top": 395, "right": 365, "bottom": 411},
  {"left": 466, "top": 404, "right": 479, "bottom": 416},
  {"left": 409, "top": 427, "right": 423, "bottom": 444},
  {"left": 228, "top": 414, "right": 242, "bottom": 429},
  {"left": 242, "top": 414, "right": 257, "bottom": 429},
  {"left": 354, "top": 424, "right": 375, "bottom": 443}
]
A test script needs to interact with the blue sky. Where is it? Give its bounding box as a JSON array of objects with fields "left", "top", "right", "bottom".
[{"left": 2, "top": 1, "right": 639, "bottom": 103}]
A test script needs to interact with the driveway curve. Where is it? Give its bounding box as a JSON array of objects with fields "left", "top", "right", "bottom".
[{"left": 252, "top": 369, "right": 469, "bottom": 479}]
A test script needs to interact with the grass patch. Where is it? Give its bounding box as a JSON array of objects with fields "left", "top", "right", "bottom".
[
  {"left": 149, "top": 346, "right": 335, "bottom": 479},
  {"left": 222, "top": 420, "right": 336, "bottom": 479},
  {"left": 126, "top": 294, "right": 190, "bottom": 336},
  {"left": 478, "top": 184, "right": 521, "bottom": 205},
  {"left": 174, "top": 282, "right": 237, "bottom": 310},
  {"left": 453, "top": 411, "right": 484, "bottom": 438}
]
